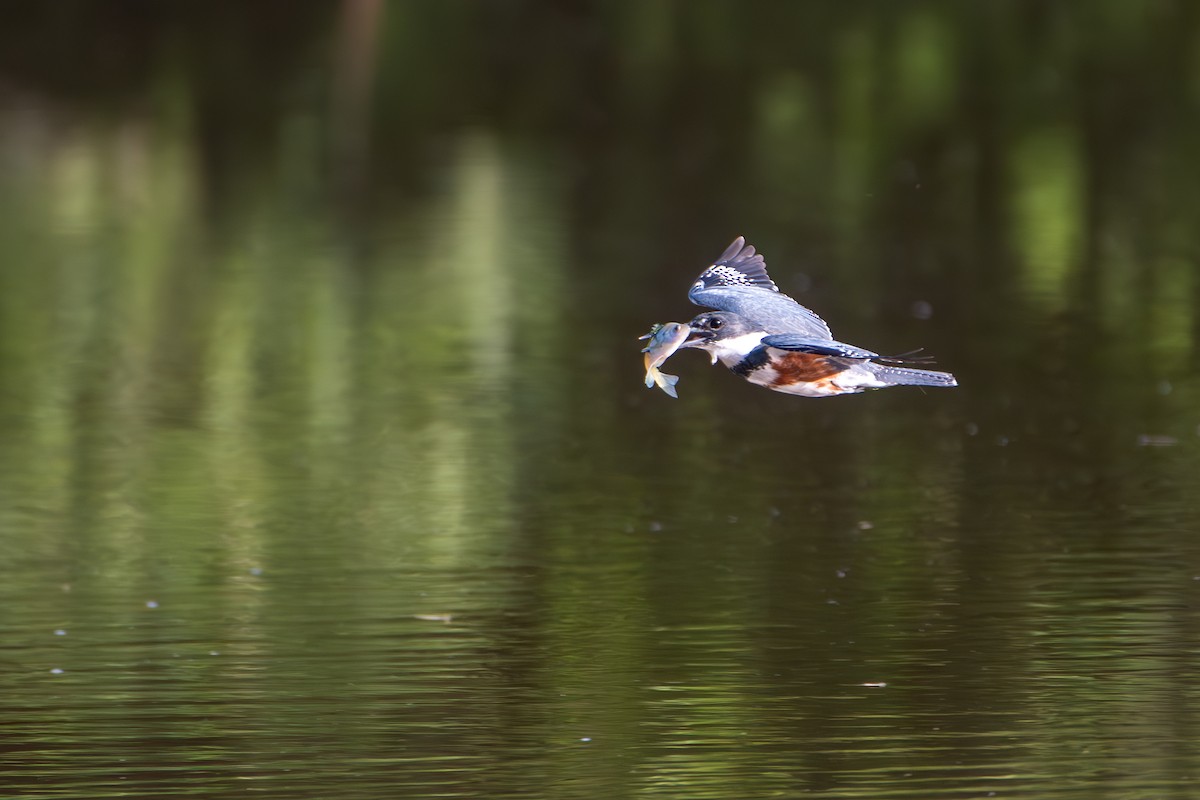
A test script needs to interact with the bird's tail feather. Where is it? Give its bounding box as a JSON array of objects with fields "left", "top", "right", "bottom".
[{"left": 871, "top": 364, "right": 958, "bottom": 388}]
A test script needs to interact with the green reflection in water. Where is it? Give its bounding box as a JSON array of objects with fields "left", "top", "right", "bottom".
[
  {"left": 1011, "top": 126, "right": 1083, "bottom": 309},
  {"left": 0, "top": 119, "right": 570, "bottom": 605},
  {"left": 892, "top": 11, "right": 956, "bottom": 133}
]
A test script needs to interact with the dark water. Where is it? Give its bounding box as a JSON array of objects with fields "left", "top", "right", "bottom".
[{"left": 3, "top": 2, "right": 1200, "bottom": 797}]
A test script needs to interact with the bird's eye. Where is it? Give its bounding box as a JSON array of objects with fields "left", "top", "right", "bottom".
[{"left": 709, "top": 317, "right": 724, "bottom": 329}]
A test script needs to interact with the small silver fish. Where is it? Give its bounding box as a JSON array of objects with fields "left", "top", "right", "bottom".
[{"left": 639, "top": 322, "right": 692, "bottom": 398}]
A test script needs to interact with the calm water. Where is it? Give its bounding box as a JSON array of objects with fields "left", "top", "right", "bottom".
[{"left": 3, "top": 3, "right": 1200, "bottom": 798}]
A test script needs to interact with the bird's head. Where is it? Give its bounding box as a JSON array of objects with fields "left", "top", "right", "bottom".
[{"left": 682, "top": 311, "right": 767, "bottom": 364}]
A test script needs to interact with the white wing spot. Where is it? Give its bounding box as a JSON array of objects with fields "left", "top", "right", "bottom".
[{"left": 698, "top": 265, "right": 756, "bottom": 289}]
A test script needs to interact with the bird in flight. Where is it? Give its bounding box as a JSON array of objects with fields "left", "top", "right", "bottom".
[{"left": 644, "top": 237, "right": 957, "bottom": 398}]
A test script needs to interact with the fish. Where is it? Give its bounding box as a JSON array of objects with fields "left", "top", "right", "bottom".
[{"left": 639, "top": 322, "right": 692, "bottom": 398}]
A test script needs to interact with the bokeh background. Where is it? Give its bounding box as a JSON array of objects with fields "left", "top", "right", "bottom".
[{"left": 3, "top": 2, "right": 1200, "bottom": 797}]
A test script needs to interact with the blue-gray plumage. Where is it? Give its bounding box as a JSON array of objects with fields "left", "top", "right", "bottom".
[
  {"left": 759, "top": 334, "right": 878, "bottom": 360},
  {"left": 687, "top": 237, "right": 832, "bottom": 340}
]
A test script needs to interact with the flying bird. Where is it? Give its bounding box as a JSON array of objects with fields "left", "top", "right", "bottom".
[{"left": 677, "top": 237, "right": 957, "bottom": 397}]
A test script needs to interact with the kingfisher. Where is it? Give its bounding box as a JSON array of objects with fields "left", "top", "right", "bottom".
[{"left": 677, "top": 237, "right": 957, "bottom": 397}]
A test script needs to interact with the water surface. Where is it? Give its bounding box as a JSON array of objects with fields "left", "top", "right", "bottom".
[{"left": 2, "top": 3, "right": 1200, "bottom": 798}]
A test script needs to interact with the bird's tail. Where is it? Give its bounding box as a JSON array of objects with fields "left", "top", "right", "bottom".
[{"left": 870, "top": 364, "right": 958, "bottom": 388}]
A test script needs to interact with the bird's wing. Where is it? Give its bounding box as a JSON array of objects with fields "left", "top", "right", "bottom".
[
  {"left": 760, "top": 334, "right": 878, "bottom": 360},
  {"left": 688, "top": 236, "right": 779, "bottom": 294},
  {"left": 688, "top": 237, "right": 833, "bottom": 339}
]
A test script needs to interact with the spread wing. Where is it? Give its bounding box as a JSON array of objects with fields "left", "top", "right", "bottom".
[
  {"left": 760, "top": 334, "right": 877, "bottom": 360},
  {"left": 688, "top": 236, "right": 779, "bottom": 293},
  {"left": 687, "top": 237, "right": 833, "bottom": 340}
]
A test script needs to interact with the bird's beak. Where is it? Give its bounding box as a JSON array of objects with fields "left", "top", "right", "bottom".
[{"left": 679, "top": 326, "right": 712, "bottom": 349}]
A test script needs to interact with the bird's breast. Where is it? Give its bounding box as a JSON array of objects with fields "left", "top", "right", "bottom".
[
  {"left": 733, "top": 349, "right": 852, "bottom": 397},
  {"left": 764, "top": 351, "right": 844, "bottom": 384}
]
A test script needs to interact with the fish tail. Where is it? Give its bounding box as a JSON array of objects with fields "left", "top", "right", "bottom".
[{"left": 654, "top": 371, "right": 680, "bottom": 398}]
